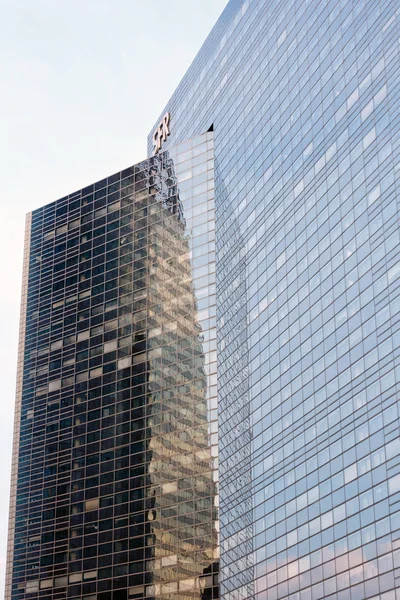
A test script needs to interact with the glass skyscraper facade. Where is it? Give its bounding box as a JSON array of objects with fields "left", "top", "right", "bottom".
[
  {"left": 148, "top": 1, "right": 400, "bottom": 599},
  {"left": 7, "top": 1, "right": 400, "bottom": 600},
  {"left": 6, "top": 133, "right": 219, "bottom": 600}
]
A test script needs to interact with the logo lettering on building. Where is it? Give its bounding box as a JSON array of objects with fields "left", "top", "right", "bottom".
[{"left": 153, "top": 112, "right": 170, "bottom": 154}]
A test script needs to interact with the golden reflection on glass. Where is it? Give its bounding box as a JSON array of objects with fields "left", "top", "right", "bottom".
[{"left": 140, "top": 135, "right": 218, "bottom": 599}]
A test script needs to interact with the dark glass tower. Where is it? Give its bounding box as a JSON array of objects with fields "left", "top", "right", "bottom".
[{"left": 6, "top": 133, "right": 218, "bottom": 600}]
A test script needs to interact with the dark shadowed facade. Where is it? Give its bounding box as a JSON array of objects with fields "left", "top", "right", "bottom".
[{"left": 6, "top": 133, "right": 218, "bottom": 600}]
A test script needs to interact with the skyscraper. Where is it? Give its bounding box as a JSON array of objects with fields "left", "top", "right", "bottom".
[
  {"left": 6, "top": 133, "right": 218, "bottom": 600},
  {"left": 149, "top": 1, "right": 400, "bottom": 599},
  {"left": 7, "top": 0, "right": 400, "bottom": 599}
]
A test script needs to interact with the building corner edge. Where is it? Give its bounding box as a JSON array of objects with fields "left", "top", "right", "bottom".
[{"left": 5, "top": 212, "right": 32, "bottom": 600}]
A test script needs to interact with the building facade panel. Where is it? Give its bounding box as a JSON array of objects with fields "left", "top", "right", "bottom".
[{"left": 149, "top": 1, "right": 400, "bottom": 599}]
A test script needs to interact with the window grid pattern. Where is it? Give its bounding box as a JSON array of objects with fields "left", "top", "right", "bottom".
[
  {"left": 148, "top": 1, "right": 400, "bottom": 599},
  {"left": 7, "top": 133, "right": 218, "bottom": 600}
]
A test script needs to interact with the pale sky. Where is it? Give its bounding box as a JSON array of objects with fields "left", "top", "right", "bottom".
[{"left": 0, "top": 0, "right": 227, "bottom": 592}]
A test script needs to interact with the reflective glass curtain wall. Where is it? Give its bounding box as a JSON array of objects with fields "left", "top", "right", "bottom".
[
  {"left": 148, "top": 1, "right": 400, "bottom": 599},
  {"left": 6, "top": 133, "right": 218, "bottom": 600}
]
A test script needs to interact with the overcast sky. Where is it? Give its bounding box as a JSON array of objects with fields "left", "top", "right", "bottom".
[{"left": 0, "top": 0, "right": 227, "bottom": 592}]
